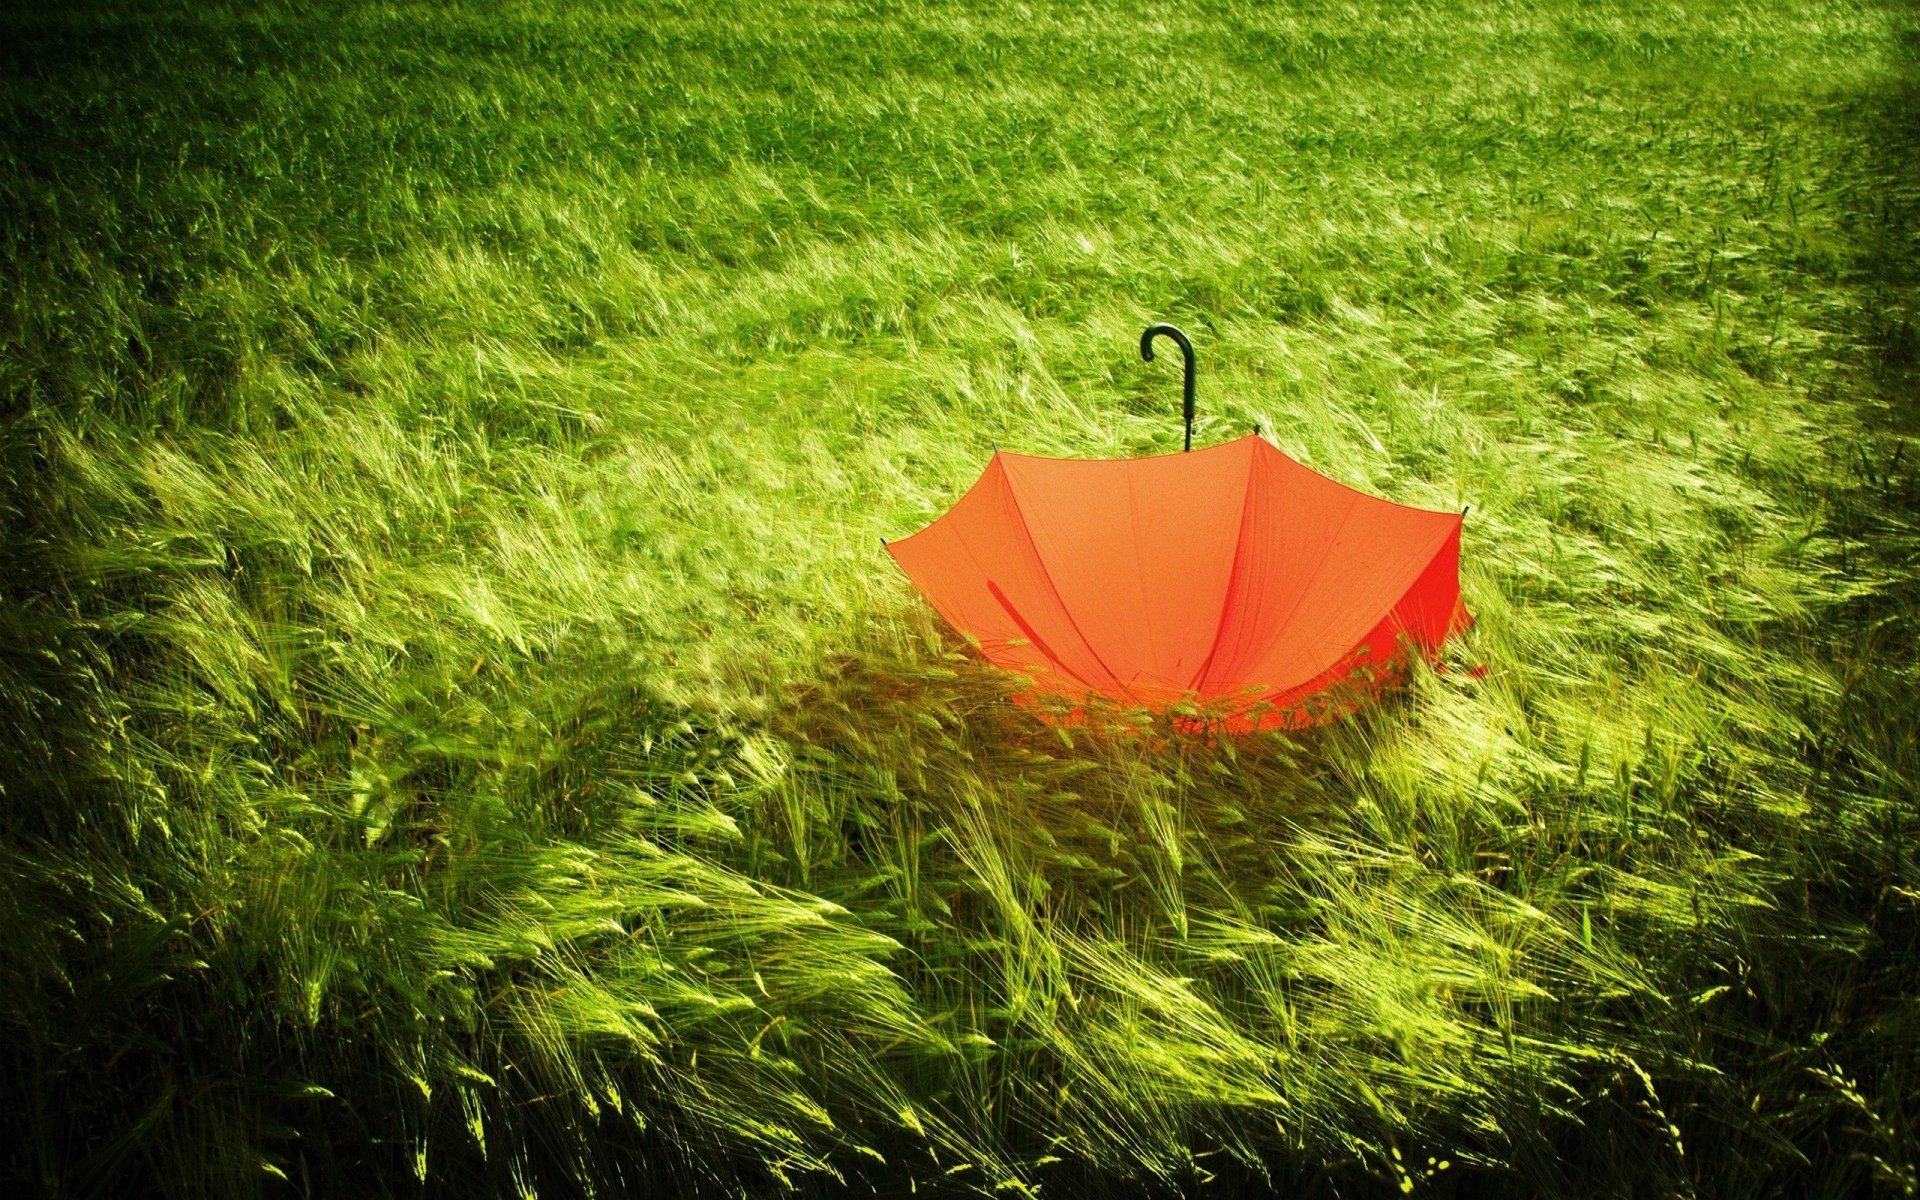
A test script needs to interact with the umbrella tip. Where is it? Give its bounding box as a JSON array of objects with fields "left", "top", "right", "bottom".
[
  {"left": 1461, "top": 504, "right": 1472, "bottom": 517},
  {"left": 880, "top": 536, "right": 889, "bottom": 547}
]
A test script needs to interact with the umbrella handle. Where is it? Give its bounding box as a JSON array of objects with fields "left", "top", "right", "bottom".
[{"left": 1140, "top": 323, "right": 1196, "bottom": 451}]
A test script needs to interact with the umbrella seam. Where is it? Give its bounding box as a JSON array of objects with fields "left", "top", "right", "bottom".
[
  {"left": 1255, "top": 516, "right": 1467, "bottom": 715},
  {"left": 903, "top": 538, "right": 1089, "bottom": 686},
  {"left": 1245, "top": 487, "right": 1364, "bottom": 690},
  {"left": 1000, "top": 459, "right": 1128, "bottom": 695},
  {"left": 885, "top": 462, "right": 1097, "bottom": 689},
  {"left": 1204, "top": 444, "right": 1408, "bottom": 693},
  {"left": 986, "top": 581, "right": 1092, "bottom": 689},
  {"left": 1188, "top": 440, "right": 1264, "bottom": 693},
  {"left": 936, "top": 481, "right": 1100, "bottom": 690},
  {"left": 1123, "top": 464, "right": 1164, "bottom": 689}
]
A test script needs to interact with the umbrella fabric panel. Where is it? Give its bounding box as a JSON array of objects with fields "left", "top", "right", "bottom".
[
  {"left": 1388, "top": 519, "right": 1469, "bottom": 651},
  {"left": 1249, "top": 520, "right": 1469, "bottom": 727},
  {"left": 885, "top": 456, "right": 1122, "bottom": 691},
  {"left": 1197, "top": 440, "right": 1465, "bottom": 699},
  {"left": 998, "top": 439, "right": 1253, "bottom": 700}
]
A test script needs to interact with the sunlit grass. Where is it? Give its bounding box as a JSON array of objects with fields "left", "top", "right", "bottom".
[{"left": 2, "top": 0, "right": 1917, "bottom": 1195}]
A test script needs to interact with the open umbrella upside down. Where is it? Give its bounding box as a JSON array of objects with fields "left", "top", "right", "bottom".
[{"left": 886, "top": 325, "right": 1471, "bottom": 731}]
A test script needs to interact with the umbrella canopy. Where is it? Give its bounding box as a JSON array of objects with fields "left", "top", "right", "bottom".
[{"left": 885, "top": 329, "right": 1469, "bottom": 729}]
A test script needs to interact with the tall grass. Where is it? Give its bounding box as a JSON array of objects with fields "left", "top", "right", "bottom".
[{"left": 2, "top": 0, "right": 1916, "bottom": 1195}]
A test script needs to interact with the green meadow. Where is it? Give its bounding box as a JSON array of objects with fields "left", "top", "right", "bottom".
[{"left": 3, "top": 0, "right": 1917, "bottom": 1194}]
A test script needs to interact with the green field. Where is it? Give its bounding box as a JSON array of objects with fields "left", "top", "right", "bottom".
[{"left": 3, "top": 0, "right": 1917, "bottom": 1195}]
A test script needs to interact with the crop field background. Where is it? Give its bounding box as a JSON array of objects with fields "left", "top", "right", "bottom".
[{"left": 3, "top": 0, "right": 1918, "bottom": 1195}]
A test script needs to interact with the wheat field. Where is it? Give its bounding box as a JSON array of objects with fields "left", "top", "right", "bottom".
[{"left": 1, "top": 1, "right": 1916, "bottom": 1195}]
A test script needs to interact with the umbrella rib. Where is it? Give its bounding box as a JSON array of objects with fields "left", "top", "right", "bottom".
[
  {"left": 1000, "top": 465, "right": 1127, "bottom": 695},
  {"left": 1250, "top": 489, "right": 1363, "bottom": 690},
  {"left": 1256, "top": 517, "right": 1464, "bottom": 711},
  {"left": 918, "top": 497, "right": 1099, "bottom": 689},
  {"left": 987, "top": 581, "right": 1092, "bottom": 690},
  {"left": 1187, "top": 447, "right": 1264, "bottom": 693}
]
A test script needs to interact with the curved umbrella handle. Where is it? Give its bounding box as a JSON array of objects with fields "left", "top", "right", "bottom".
[{"left": 1140, "top": 323, "right": 1196, "bottom": 451}]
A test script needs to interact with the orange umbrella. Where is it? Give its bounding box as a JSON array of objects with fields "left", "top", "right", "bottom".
[{"left": 885, "top": 325, "right": 1470, "bottom": 730}]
